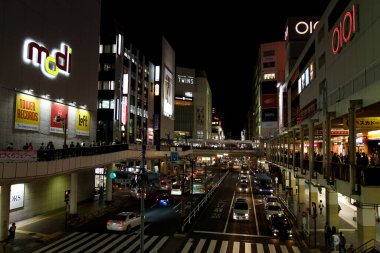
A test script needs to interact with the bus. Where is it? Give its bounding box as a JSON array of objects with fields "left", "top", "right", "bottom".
[{"left": 192, "top": 176, "right": 213, "bottom": 194}]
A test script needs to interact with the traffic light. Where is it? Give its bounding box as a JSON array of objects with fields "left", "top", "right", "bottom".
[{"left": 64, "top": 190, "right": 70, "bottom": 202}]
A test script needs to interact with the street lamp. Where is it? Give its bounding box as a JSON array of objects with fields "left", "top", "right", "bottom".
[{"left": 55, "top": 115, "right": 67, "bottom": 147}]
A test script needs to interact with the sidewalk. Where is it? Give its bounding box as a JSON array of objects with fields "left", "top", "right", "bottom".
[
  {"left": 6, "top": 191, "right": 127, "bottom": 252},
  {"left": 277, "top": 187, "right": 359, "bottom": 253}
]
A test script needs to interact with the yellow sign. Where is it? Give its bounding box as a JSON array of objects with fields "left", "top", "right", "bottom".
[
  {"left": 14, "top": 93, "right": 40, "bottom": 131},
  {"left": 76, "top": 109, "right": 90, "bottom": 136},
  {"left": 356, "top": 117, "right": 380, "bottom": 130}
]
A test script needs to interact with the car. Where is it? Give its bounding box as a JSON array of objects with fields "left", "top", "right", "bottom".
[
  {"left": 106, "top": 211, "right": 141, "bottom": 232},
  {"left": 156, "top": 193, "right": 173, "bottom": 207},
  {"left": 269, "top": 213, "right": 293, "bottom": 238},
  {"left": 130, "top": 188, "right": 146, "bottom": 199},
  {"left": 239, "top": 175, "right": 249, "bottom": 183},
  {"left": 264, "top": 202, "right": 283, "bottom": 220},
  {"left": 232, "top": 198, "right": 250, "bottom": 221},
  {"left": 264, "top": 195, "right": 279, "bottom": 206},
  {"left": 236, "top": 182, "right": 249, "bottom": 193},
  {"left": 171, "top": 184, "right": 182, "bottom": 196}
]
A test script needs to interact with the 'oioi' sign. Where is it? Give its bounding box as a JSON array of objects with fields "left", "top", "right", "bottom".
[
  {"left": 23, "top": 39, "right": 72, "bottom": 78},
  {"left": 331, "top": 4, "right": 357, "bottom": 55}
]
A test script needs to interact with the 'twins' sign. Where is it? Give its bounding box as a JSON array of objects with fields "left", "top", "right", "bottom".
[{"left": 23, "top": 39, "right": 72, "bottom": 78}]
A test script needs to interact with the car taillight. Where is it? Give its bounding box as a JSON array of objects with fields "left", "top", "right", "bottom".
[
  {"left": 167, "top": 198, "right": 169, "bottom": 202},
  {"left": 107, "top": 221, "right": 110, "bottom": 225}
]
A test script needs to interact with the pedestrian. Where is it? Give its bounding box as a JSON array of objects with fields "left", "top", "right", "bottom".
[
  {"left": 332, "top": 233, "right": 340, "bottom": 251},
  {"left": 347, "top": 244, "right": 354, "bottom": 253},
  {"left": 319, "top": 200, "right": 324, "bottom": 215},
  {"left": 8, "top": 222, "right": 16, "bottom": 242},
  {"left": 324, "top": 223, "right": 331, "bottom": 248},
  {"left": 39, "top": 142, "right": 45, "bottom": 150},
  {"left": 339, "top": 232, "right": 346, "bottom": 253}
]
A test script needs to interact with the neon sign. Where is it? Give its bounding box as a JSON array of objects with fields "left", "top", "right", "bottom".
[
  {"left": 23, "top": 39, "right": 72, "bottom": 78},
  {"left": 295, "top": 21, "right": 319, "bottom": 35},
  {"left": 331, "top": 4, "right": 357, "bottom": 55}
]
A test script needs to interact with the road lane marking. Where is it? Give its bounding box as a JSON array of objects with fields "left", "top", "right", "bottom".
[
  {"left": 110, "top": 234, "right": 138, "bottom": 253},
  {"left": 245, "top": 242, "right": 251, "bottom": 252},
  {"left": 44, "top": 232, "right": 90, "bottom": 253},
  {"left": 32, "top": 232, "right": 80, "bottom": 253},
  {"left": 149, "top": 236, "right": 169, "bottom": 253},
  {"left": 84, "top": 233, "right": 118, "bottom": 252},
  {"left": 257, "top": 243, "right": 264, "bottom": 252},
  {"left": 71, "top": 233, "right": 108, "bottom": 253},
  {"left": 224, "top": 190, "right": 235, "bottom": 233},
  {"left": 292, "top": 245, "right": 301, "bottom": 253},
  {"left": 193, "top": 230, "right": 272, "bottom": 238},
  {"left": 268, "top": 244, "right": 276, "bottom": 253},
  {"left": 232, "top": 241, "right": 239, "bottom": 253},
  {"left": 207, "top": 240, "right": 217, "bottom": 253},
  {"left": 194, "top": 239, "right": 206, "bottom": 253},
  {"left": 97, "top": 234, "right": 128, "bottom": 253},
  {"left": 250, "top": 177, "right": 260, "bottom": 235},
  {"left": 280, "top": 245, "right": 289, "bottom": 253},
  {"left": 125, "top": 235, "right": 148, "bottom": 253},
  {"left": 220, "top": 241, "right": 228, "bottom": 253},
  {"left": 181, "top": 239, "right": 193, "bottom": 253}
]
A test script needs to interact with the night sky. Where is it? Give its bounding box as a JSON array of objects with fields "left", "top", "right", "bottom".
[{"left": 102, "top": 0, "right": 331, "bottom": 139}]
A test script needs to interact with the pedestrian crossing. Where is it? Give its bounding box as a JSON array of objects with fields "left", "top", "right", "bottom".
[{"left": 32, "top": 232, "right": 301, "bottom": 253}]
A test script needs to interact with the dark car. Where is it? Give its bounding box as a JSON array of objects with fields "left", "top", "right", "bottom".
[
  {"left": 269, "top": 213, "right": 293, "bottom": 238},
  {"left": 156, "top": 193, "right": 173, "bottom": 207}
]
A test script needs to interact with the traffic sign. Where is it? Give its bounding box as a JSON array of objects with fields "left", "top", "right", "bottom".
[{"left": 170, "top": 152, "right": 179, "bottom": 161}]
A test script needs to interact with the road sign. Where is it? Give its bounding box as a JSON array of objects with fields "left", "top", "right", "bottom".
[{"left": 170, "top": 152, "right": 179, "bottom": 162}]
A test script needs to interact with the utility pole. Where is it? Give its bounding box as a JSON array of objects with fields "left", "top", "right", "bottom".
[{"left": 140, "top": 128, "right": 146, "bottom": 253}]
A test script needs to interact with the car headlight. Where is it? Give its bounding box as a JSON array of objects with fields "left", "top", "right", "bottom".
[
  {"left": 273, "top": 229, "right": 279, "bottom": 233},
  {"left": 245, "top": 213, "right": 248, "bottom": 217}
]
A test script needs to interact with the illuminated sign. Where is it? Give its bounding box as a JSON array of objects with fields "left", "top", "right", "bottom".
[
  {"left": 15, "top": 93, "right": 40, "bottom": 131},
  {"left": 263, "top": 73, "right": 276, "bottom": 80},
  {"left": 331, "top": 4, "right": 357, "bottom": 55},
  {"left": 285, "top": 17, "right": 320, "bottom": 41},
  {"left": 175, "top": 96, "right": 193, "bottom": 101},
  {"left": 23, "top": 39, "right": 72, "bottom": 78},
  {"left": 50, "top": 103, "right": 68, "bottom": 133},
  {"left": 356, "top": 117, "right": 380, "bottom": 131},
  {"left": 10, "top": 184, "right": 25, "bottom": 210},
  {"left": 76, "top": 109, "right": 90, "bottom": 136},
  {"left": 177, "top": 75, "right": 194, "bottom": 84},
  {"left": 163, "top": 68, "right": 174, "bottom": 119}
]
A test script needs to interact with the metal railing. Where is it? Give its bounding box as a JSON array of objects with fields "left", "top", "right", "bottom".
[
  {"left": 181, "top": 171, "right": 229, "bottom": 232},
  {"left": 353, "top": 238, "right": 380, "bottom": 253}
]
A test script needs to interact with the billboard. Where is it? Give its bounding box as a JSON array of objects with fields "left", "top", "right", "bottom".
[
  {"left": 50, "top": 103, "right": 68, "bottom": 133},
  {"left": 163, "top": 67, "right": 174, "bottom": 119},
  {"left": 14, "top": 93, "right": 40, "bottom": 131},
  {"left": 76, "top": 109, "right": 90, "bottom": 136},
  {"left": 285, "top": 17, "right": 320, "bottom": 41},
  {"left": 261, "top": 94, "right": 278, "bottom": 109},
  {"left": 10, "top": 184, "right": 25, "bottom": 210}
]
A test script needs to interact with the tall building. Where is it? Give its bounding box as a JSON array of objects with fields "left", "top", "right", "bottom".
[
  {"left": 174, "top": 68, "right": 212, "bottom": 142},
  {"left": 0, "top": 0, "right": 100, "bottom": 150},
  {"left": 251, "top": 42, "right": 286, "bottom": 140},
  {"left": 97, "top": 32, "right": 153, "bottom": 145}
]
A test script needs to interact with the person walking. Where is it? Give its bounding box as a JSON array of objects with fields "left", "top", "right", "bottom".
[
  {"left": 319, "top": 200, "right": 324, "bottom": 215},
  {"left": 8, "top": 222, "right": 16, "bottom": 242},
  {"left": 339, "top": 232, "right": 346, "bottom": 253},
  {"left": 347, "top": 244, "right": 354, "bottom": 253},
  {"left": 324, "top": 223, "right": 332, "bottom": 248}
]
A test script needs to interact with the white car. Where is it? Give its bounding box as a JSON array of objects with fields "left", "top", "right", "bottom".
[
  {"left": 264, "top": 202, "right": 283, "bottom": 221},
  {"left": 106, "top": 211, "right": 141, "bottom": 232},
  {"left": 171, "top": 184, "right": 182, "bottom": 196},
  {"left": 232, "top": 198, "right": 250, "bottom": 221}
]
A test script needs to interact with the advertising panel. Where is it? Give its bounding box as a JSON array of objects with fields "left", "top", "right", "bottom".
[
  {"left": 14, "top": 93, "right": 40, "bottom": 131},
  {"left": 262, "top": 108, "right": 278, "bottom": 122},
  {"left": 50, "top": 103, "right": 68, "bottom": 133},
  {"left": 356, "top": 117, "right": 380, "bottom": 131},
  {"left": 76, "top": 109, "right": 90, "bottom": 136},
  {"left": 163, "top": 67, "right": 174, "bottom": 119},
  {"left": 262, "top": 94, "right": 278, "bottom": 109},
  {"left": 121, "top": 96, "right": 128, "bottom": 126},
  {"left": 147, "top": 128, "right": 154, "bottom": 145},
  {"left": 285, "top": 17, "right": 320, "bottom": 41},
  {"left": 10, "top": 184, "right": 25, "bottom": 210}
]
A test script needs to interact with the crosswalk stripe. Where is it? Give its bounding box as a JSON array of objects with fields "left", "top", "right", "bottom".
[
  {"left": 269, "top": 244, "right": 276, "bottom": 253},
  {"left": 232, "top": 241, "right": 239, "bottom": 253},
  {"left": 207, "top": 240, "right": 217, "bottom": 253},
  {"left": 194, "top": 239, "right": 206, "bottom": 253},
  {"left": 220, "top": 240, "right": 228, "bottom": 253},
  {"left": 98, "top": 234, "right": 128, "bottom": 253},
  {"left": 149, "top": 236, "right": 169, "bottom": 253},
  {"left": 257, "top": 243, "right": 264, "bottom": 253},
  {"left": 60, "top": 233, "right": 99, "bottom": 253},
  {"left": 292, "top": 246, "right": 301, "bottom": 253},
  {"left": 71, "top": 233, "right": 108, "bottom": 253},
  {"left": 84, "top": 234, "right": 119, "bottom": 253},
  {"left": 280, "top": 245, "right": 289, "bottom": 253},
  {"left": 181, "top": 239, "right": 193, "bottom": 253},
  {"left": 110, "top": 234, "right": 138, "bottom": 253},
  {"left": 245, "top": 242, "right": 251, "bottom": 252},
  {"left": 124, "top": 235, "right": 148, "bottom": 253},
  {"left": 143, "top": 235, "right": 159, "bottom": 251},
  {"left": 32, "top": 232, "right": 80, "bottom": 253},
  {"left": 45, "top": 232, "right": 89, "bottom": 253}
]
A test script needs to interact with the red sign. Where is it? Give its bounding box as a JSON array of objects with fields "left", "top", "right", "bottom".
[
  {"left": 331, "top": 4, "right": 357, "bottom": 55},
  {"left": 316, "top": 130, "right": 349, "bottom": 136},
  {"left": 50, "top": 103, "right": 68, "bottom": 133},
  {"left": 262, "top": 94, "right": 278, "bottom": 109}
]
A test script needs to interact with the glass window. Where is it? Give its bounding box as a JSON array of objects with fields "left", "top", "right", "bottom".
[
  {"left": 101, "top": 100, "right": 110, "bottom": 108},
  {"left": 112, "top": 44, "right": 117, "bottom": 53},
  {"left": 104, "top": 45, "right": 111, "bottom": 53},
  {"left": 263, "top": 50, "right": 275, "bottom": 57},
  {"left": 263, "top": 62, "right": 275, "bottom": 68}
]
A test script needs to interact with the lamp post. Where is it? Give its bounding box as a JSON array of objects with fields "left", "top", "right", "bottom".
[{"left": 55, "top": 115, "right": 67, "bottom": 147}]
